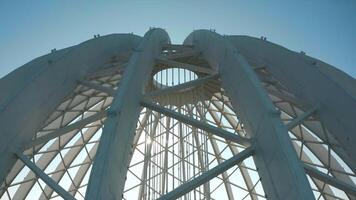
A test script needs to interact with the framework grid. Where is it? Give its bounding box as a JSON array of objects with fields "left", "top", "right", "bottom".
[{"left": 0, "top": 28, "right": 355, "bottom": 200}]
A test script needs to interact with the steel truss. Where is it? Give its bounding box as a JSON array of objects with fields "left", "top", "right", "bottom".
[{"left": 0, "top": 29, "right": 356, "bottom": 200}]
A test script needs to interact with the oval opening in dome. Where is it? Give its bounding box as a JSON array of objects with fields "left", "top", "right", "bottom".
[{"left": 153, "top": 68, "right": 198, "bottom": 88}]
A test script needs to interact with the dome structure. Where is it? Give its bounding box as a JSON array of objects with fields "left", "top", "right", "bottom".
[{"left": 0, "top": 28, "right": 355, "bottom": 200}]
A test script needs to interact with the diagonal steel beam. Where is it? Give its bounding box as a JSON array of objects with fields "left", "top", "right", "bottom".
[
  {"left": 200, "top": 101, "right": 256, "bottom": 200},
  {"left": 85, "top": 62, "right": 127, "bottom": 79},
  {"left": 286, "top": 106, "right": 318, "bottom": 130},
  {"left": 146, "top": 73, "right": 219, "bottom": 97},
  {"left": 156, "top": 57, "right": 214, "bottom": 74},
  {"left": 26, "top": 110, "right": 107, "bottom": 149},
  {"left": 140, "top": 99, "right": 251, "bottom": 146},
  {"left": 162, "top": 44, "right": 193, "bottom": 50},
  {"left": 266, "top": 87, "right": 308, "bottom": 108},
  {"left": 157, "top": 147, "right": 254, "bottom": 200},
  {"left": 191, "top": 126, "right": 211, "bottom": 199},
  {"left": 15, "top": 151, "right": 76, "bottom": 200},
  {"left": 304, "top": 164, "right": 356, "bottom": 195},
  {"left": 78, "top": 80, "right": 116, "bottom": 96},
  {"left": 186, "top": 105, "right": 212, "bottom": 199},
  {"left": 163, "top": 50, "right": 201, "bottom": 60}
]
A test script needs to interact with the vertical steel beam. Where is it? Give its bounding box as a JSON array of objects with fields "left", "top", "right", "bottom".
[
  {"left": 200, "top": 101, "right": 256, "bottom": 200},
  {"left": 138, "top": 113, "right": 160, "bottom": 200},
  {"left": 184, "top": 30, "right": 315, "bottom": 199},
  {"left": 85, "top": 28, "right": 169, "bottom": 200},
  {"left": 177, "top": 108, "right": 187, "bottom": 200},
  {"left": 191, "top": 126, "right": 212, "bottom": 199},
  {"left": 161, "top": 113, "right": 171, "bottom": 195}
]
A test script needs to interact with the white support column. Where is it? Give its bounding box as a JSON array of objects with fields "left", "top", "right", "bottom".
[
  {"left": 187, "top": 105, "right": 213, "bottom": 199},
  {"left": 227, "top": 35, "right": 356, "bottom": 171},
  {"left": 138, "top": 113, "right": 160, "bottom": 200},
  {"left": 191, "top": 127, "right": 212, "bottom": 199},
  {"left": 85, "top": 28, "right": 170, "bottom": 200},
  {"left": 160, "top": 113, "right": 171, "bottom": 195},
  {"left": 200, "top": 101, "right": 256, "bottom": 200},
  {"left": 177, "top": 108, "right": 187, "bottom": 200},
  {"left": 0, "top": 34, "right": 140, "bottom": 185},
  {"left": 184, "top": 30, "right": 315, "bottom": 199}
]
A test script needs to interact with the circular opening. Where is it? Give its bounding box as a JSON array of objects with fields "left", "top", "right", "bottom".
[{"left": 153, "top": 68, "right": 198, "bottom": 88}]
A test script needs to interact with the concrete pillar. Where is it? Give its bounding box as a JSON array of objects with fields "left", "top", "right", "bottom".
[
  {"left": 85, "top": 28, "right": 170, "bottom": 200},
  {"left": 184, "top": 30, "right": 315, "bottom": 200},
  {"left": 0, "top": 34, "right": 140, "bottom": 186}
]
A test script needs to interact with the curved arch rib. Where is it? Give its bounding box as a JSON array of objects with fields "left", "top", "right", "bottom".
[
  {"left": 184, "top": 30, "right": 315, "bottom": 200},
  {"left": 85, "top": 28, "right": 170, "bottom": 200}
]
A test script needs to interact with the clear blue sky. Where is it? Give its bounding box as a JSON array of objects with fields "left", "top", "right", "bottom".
[{"left": 0, "top": 0, "right": 355, "bottom": 78}]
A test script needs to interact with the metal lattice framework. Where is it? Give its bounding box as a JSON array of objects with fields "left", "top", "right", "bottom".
[{"left": 0, "top": 29, "right": 355, "bottom": 200}]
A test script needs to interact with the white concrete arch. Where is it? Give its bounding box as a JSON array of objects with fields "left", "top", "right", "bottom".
[{"left": 0, "top": 28, "right": 355, "bottom": 200}]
